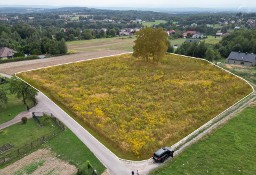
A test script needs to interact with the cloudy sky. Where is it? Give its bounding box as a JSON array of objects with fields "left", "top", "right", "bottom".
[{"left": 0, "top": 0, "right": 255, "bottom": 8}]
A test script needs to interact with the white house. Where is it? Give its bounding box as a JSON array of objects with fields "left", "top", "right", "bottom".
[{"left": 192, "top": 33, "right": 204, "bottom": 39}]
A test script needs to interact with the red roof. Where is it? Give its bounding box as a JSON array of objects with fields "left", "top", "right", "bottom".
[
  {"left": 183, "top": 31, "right": 197, "bottom": 37},
  {"left": 169, "top": 30, "right": 176, "bottom": 33}
]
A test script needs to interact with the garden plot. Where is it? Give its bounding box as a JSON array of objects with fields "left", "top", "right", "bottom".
[{"left": 0, "top": 149, "right": 77, "bottom": 175}]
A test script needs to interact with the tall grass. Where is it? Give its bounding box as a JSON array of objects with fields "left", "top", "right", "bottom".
[{"left": 18, "top": 54, "right": 252, "bottom": 159}]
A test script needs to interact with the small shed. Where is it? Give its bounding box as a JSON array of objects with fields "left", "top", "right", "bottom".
[{"left": 227, "top": 51, "right": 256, "bottom": 66}]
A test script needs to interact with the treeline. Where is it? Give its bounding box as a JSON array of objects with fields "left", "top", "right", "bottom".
[
  {"left": 172, "top": 29, "right": 256, "bottom": 61},
  {"left": 56, "top": 28, "right": 120, "bottom": 41},
  {"left": 175, "top": 41, "right": 221, "bottom": 61},
  {"left": 216, "top": 30, "right": 256, "bottom": 57},
  {"left": 0, "top": 23, "right": 67, "bottom": 56}
]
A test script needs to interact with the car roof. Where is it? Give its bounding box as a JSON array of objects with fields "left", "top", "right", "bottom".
[{"left": 154, "top": 148, "right": 167, "bottom": 156}]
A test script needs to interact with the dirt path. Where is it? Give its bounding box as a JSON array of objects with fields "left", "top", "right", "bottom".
[
  {"left": 0, "top": 50, "right": 128, "bottom": 75},
  {"left": 0, "top": 149, "right": 77, "bottom": 175}
]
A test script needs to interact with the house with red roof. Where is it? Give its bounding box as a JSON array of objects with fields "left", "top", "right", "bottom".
[{"left": 182, "top": 31, "right": 197, "bottom": 38}]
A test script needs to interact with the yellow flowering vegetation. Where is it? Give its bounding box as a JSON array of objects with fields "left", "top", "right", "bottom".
[{"left": 18, "top": 54, "right": 252, "bottom": 159}]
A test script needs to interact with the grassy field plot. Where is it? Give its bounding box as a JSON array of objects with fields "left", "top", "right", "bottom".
[
  {"left": 142, "top": 20, "right": 167, "bottom": 27},
  {"left": 18, "top": 54, "right": 252, "bottom": 160},
  {"left": 67, "top": 37, "right": 135, "bottom": 53},
  {"left": 204, "top": 36, "right": 222, "bottom": 45},
  {"left": 169, "top": 38, "right": 186, "bottom": 46},
  {"left": 150, "top": 105, "right": 256, "bottom": 175},
  {"left": 223, "top": 64, "right": 256, "bottom": 85}
]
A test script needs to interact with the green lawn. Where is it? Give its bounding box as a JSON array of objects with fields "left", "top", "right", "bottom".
[
  {"left": 45, "top": 129, "right": 105, "bottom": 174},
  {"left": 150, "top": 106, "right": 256, "bottom": 175},
  {"left": 0, "top": 118, "right": 58, "bottom": 149},
  {"left": 142, "top": 20, "right": 167, "bottom": 27},
  {"left": 0, "top": 95, "right": 26, "bottom": 125},
  {"left": 67, "top": 37, "right": 135, "bottom": 53},
  {"left": 169, "top": 38, "right": 186, "bottom": 46},
  {"left": 0, "top": 84, "right": 27, "bottom": 124},
  {"left": 204, "top": 36, "right": 222, "bottom": 45}
]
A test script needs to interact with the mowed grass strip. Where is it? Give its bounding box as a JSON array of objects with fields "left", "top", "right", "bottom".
[
  {"left": 45, "top": 129, "right": 106, "bottom": 174},
  {"left": 18, "top": 54, "right": 252, "bottom": 160},
  {"left": 150, "top": 106, "right": 256, "bottom": 175}
]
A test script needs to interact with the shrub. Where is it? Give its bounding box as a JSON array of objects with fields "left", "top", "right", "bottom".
[
  {"left": 21, "top": 117, "right": 28, "bottom": 124},
  {"left": 77, "top": 161, "right": 94, "bottom": 175}
]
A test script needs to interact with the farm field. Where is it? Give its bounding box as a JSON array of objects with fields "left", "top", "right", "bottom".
[
  {"left": 18, "top": 54, "right": 252, "bottom": 160},
  {"left": 67, "top": 37, "right": 135, "bottom": 53},
  {"left": 150, "top": 105, "right": 256, "bottom": 175},
  {"left": 169, "top": 36, "right": 221, "bottom": 47},
  {"left": 142, "top": 20, "right": 167, "bottom": 27}
]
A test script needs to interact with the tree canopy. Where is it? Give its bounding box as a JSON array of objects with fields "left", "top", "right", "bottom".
[
  {"left": 133, "top": 28, "right": 169, "bottom": 62},
  {"left": 217, "top": 30, "right": 256, "bottom": 57},
  {"left": 9, "top": 77, "right": 38, "bottom": 105}
]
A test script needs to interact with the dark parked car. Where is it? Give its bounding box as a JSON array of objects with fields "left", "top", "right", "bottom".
[{"left": 152, "top": 147, "right": 174, "bottom": 163}]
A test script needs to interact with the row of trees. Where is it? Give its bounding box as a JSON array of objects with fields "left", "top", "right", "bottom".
[
  {"left": 56, "top": 28, "right": 119, "bottom": 41},
  {"left": 0, "top": 23, "right": 67, "bottom": 56},
  {"left": 0, "top": 77, "right": 37, "bottom": 109},
  {"left": 175, "top": 42, "right": 221, "bottom": 61}
]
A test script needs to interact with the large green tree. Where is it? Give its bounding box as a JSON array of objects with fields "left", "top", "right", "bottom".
[
  {"left": 9, "top": 77, "right": 38, "bottom": 106},
  {"left": 133, "top": 28, "right": 169, "bottom": 62}
]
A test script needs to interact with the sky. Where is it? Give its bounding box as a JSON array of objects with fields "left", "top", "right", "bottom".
[{"left": 0, "top": 0, "right": 256, "bottom": 9}]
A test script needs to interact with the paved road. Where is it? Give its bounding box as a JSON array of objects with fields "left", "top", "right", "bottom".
[{"left": 36, "top": 92, "right": 131, "bottom": 175}]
